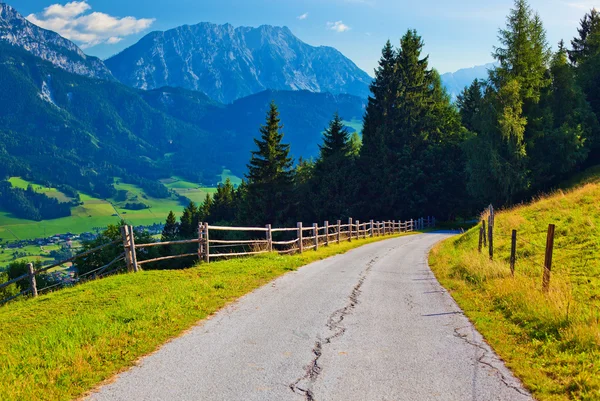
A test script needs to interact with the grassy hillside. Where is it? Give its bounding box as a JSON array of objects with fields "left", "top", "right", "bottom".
[
  {"left": 0, "top": 174, "right": 234, "bottom": 242},
  {"left": 430, "top": 166, "right": 600, "bottom": 400},
  {"left": 0, "top": 232, "right": 414, "bottom": 401}
]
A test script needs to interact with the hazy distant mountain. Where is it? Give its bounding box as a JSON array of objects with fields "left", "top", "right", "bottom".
[
  {"left": 440, "top": 63, "right": 495, "bottom": 100},
  {"left": 0, "top": 3, "right": 113, "bottom": 80},
  {"left": 105, "top": 22, "right": 372, "bottom": 103}
]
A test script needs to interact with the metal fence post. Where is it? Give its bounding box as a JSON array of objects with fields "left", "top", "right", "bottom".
[
  {"left": 325, "top": 221, "right": 330, "bottom": 246},
  {"left": 313, "top": 223, "right": 319, "bottom": 250},
  {"left": 336, "top": 220, "right": 341, "bottom": 244}
]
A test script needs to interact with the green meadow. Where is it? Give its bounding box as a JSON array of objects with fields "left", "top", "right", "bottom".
[
  {"left": 0, "top": 171, "right": 242, "bottom": 242},
  {"left": 429, "top": 166, "right": 600, "bottom": 400}
]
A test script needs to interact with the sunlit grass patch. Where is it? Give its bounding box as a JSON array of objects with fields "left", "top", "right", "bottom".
[{"left": 430, "top": 165, "right": 600, "bottom": 400}]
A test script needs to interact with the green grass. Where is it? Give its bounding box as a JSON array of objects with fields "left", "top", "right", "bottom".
[
  {"left": 0, "top": 232, "right": 415, "bottom": 401},
  {"left": 7, "top": 178, "right": 73, "bottom": 203},
  {"left": 220, "top": 169, "right": 243, "bottom": 186},
  {"left": 429, "top": 166, "right": 600, "bottom": 401},
  {"left": 0, "top": 171, "right": 245, "bottom": 241},
  {"left": 342, "top": 118, "right": 363, "bottom": 134}
]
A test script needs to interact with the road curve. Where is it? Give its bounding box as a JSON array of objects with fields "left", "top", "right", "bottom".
[{"left": 88, "top": 232, "right": 532, "bottom": 401}]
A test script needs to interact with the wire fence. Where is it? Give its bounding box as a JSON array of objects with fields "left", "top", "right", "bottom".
[{"left": 476, "top": 204, "right": 599, "bottom": 291}]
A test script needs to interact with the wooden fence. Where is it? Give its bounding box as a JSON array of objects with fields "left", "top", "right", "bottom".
[
  {"left": 478, "top": 204, "right": 558, "bottom": 292},
  {"left": 0, "top": 216, "right": 436, "bottom": 305}
]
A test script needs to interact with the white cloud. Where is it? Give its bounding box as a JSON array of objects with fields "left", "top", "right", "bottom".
[
  {"left": 297, "top": 12, "right": 309, "bottom": 20},
  {"left": 327, "top": 21, "right": 351, "bottom": 33},
  {"left": 565, "top": 1, "right": 598, "bottom": 9},
  {"left": 26, "top": 1, "right": 154, "bottom": 48}
]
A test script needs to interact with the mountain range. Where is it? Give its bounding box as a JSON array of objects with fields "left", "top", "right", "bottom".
[
  {"left": 440, "top": 63, "right": 495, "bottom": 99},
  {"left": 0, "top": 0, "right": 490, "bottom": 213},
  {"left": 105, "top": 22, "right": 373, "bottom": 103}
]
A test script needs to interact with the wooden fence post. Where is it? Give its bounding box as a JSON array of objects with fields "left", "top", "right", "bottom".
[
  {"left": 297, "top": 222, "right": 304, "bottom": 253},
  {"left": 129, "top": 225, "right": 139, "bottom": 272},
  {"left": 410, "top": 219, "right": 413, "bottom": 232},
  {"left": 325, "top": 221, "right": 330, "bottom": 246},
  {"left": 336, "top": 220, "right": 341, "bottom": 244},
  {"left": 356, "top": 220, "right": 360, "bottom": 240},
  {"left": 478, "top": 226, "right": 483, "bottom": 253},
  {"left": 121, "top": 225, "right": 134, "bottom": 273},
  {"left": 488, "top": 214, "right": 494, "bottom": 261},
  {"left": 198, "top": 222, "right": 204, "bottom": 261},
  {"left": 204, "top": 223, "right": 210, "bottom": 263},
  {"left": 542, "top": 224, "right": 555, "bottom": 292},
  {"left": 482, "top": 220, "right": 487, "bottom": 247},
  {"left": 370, "top": 220, "right": 374, "bottom": 237},
  {"left": 313, "top": 223, "right": 319, "bottom": 250},
  {"left": 27, "top": 263, "right": 38, "bottom": 298},
  {"left": 510, "top": 229, "right": 517, "bottom": 276},
  {"left": 266, "top": 224, "right": 272, "bottom": 252},
  {"left": 348, "top": 218, "right": 353, "bottom": 242}
]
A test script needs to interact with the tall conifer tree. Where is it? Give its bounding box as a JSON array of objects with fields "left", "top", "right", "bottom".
[{"left": 243, "top": 101, "right": 294, "bottom": 225}]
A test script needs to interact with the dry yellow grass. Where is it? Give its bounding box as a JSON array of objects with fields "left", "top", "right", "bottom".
[{"left": 430, "top": 166, "right": 600, "bottom": 400}]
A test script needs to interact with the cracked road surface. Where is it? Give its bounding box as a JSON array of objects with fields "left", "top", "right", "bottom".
[{"left": 88, "top": 232, "right": 532, "bottom": 401}]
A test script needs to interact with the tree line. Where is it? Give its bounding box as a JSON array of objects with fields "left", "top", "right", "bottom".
[
  {"left": 160, "top": 0, "right": 600, "bottom": 243},
  {"left": 0, "top": 181, "right": 71, "bottom": 221}
]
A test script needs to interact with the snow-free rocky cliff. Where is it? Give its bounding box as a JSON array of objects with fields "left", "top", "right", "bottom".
[
  {"left": 106, "top": 23, "right": 373, "bottom": 103},
  {"left": 0, "top": 2, "right": 113, "bottom": 80}
]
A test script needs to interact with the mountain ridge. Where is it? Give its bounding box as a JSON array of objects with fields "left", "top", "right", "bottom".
[
  {"left": 0, "top": 2, "right": 113, "bottom": 80},
  {"left": 105, "top": 21, "right": 372, "bottom": 103}
]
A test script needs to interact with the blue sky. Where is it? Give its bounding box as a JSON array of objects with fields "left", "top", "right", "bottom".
[{"left": 13, "top": 0, "right": 600, "bottom": 75}]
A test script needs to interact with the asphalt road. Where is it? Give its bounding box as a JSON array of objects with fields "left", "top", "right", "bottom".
[{"left": 88, "top": 232, "right": 532, "bottom": 401}]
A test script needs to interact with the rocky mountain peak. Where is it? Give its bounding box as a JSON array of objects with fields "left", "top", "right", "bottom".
[
  {"left": 106, "top": 21, "right": 372, "bottom": 103},
  {"left": 0, "top": 2, "right": 113, "bottom": 80}
]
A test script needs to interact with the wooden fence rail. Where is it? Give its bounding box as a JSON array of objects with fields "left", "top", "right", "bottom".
[{"left": 1, "top": 216, "right": 436, "bottom": 305}]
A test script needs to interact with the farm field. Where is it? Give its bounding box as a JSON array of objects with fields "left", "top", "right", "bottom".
[
  {"left": 0, "top": 171, "right": 242, "bottom": 242},
  {"left": 429, "top": 165, "right": 600, "bottom": 400}
]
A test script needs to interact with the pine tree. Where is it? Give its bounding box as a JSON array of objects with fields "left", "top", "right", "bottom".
[
  {"left": 492, "top": 0, "right": 551, "bottom": 104},
  {"left": 198, "top": 193, "right": 213, "bottom": 223},
  {"left": 210, "top": 178, "right": 237, "bottom": 223},
  {"left": 349, "top": 132, "right": 362, "bottom": 157},
  {"left": 179, "top": 201, "right": 199, "bottom": 238},
  {"left": 457, "top": 80, "right": 484, "bottom": 132},
  {"left": 569, "top": 8, "right": 600, "bottom": 65},
  {"left": 161, "top": 211, "right": 179, "bottom": 242},
  {"left": 528, "top": 42, "right": 597, "bottom": 185},
  {"left": 312, "top": 114, "right": 355, "bottom": 221},
  {"left": 319, "top": 113, "right": 351, "bottom": 160},
  {"left": 358, "top": 41, "right": 399, "bottom": 217},
  {"left": 243, "top": 101, "right": 294, "bottom": 225}
]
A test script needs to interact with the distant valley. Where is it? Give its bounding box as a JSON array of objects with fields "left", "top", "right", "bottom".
[{"left": 0, "top": 0, "right": 486, "bottom": 242}]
